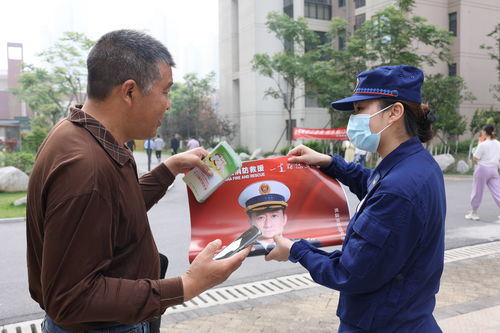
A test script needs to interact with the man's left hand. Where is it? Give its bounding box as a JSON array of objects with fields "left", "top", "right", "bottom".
[
  {"left": 164, "top": 147, "right": 213, "bottom": 176},
  {"left": 265, "top": 235, "right": 294, "bottom": 262}
]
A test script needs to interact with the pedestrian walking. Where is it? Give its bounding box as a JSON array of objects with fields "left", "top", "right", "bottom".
[
  {"left": 125, "top": 140, "right": 136, "bottom": 151},
  {"left": 465, "top": 124, "right": 500, "bottom": 221},
  {"left": 187, "top": 136, "right": 200, "bottom": 150},
  {"left": 170, "top": 134, "right": 180, "bottom": 155},
  {"left": 267, "top": 65, "right": 446, "bottom": 332},
  {"left": 353, "top": 147, "right": 367, "bottom": 167},
  {"left": 144, "top": 137, "right": 154, "bottom": 170},
  {"left": 26, "top": 29, "right": 249, "bottom": 333},
  {"left": 154, "top": 135, "right": 165, "bottom": 163}
]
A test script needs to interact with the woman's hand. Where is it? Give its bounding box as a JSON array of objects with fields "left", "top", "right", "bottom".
[
  {"left": 287, "top": 145, "right": 332, "bottom": 167},
  {"left": 265, "top": 235, "right": 295, "bottom": 262}
]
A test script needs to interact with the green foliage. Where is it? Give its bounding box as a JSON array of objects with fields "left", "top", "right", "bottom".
[
  {"left": 307, "top": 0, "right": 453, "bottom": 127},
  {"left": 0, "top": 152, "right": 35, "bottom": 174},
  {"left": 252, "top": 13, "right": 321, "bottom": 144},
  {"left": 161, "top": 72, "right": 232, "bottom": 144},
  {"left": 13, "top": 32, "right": 95, "bottom": 127},
  {"left": 470, "top": 107, "right": 500, "bottom": 136},
  {"left": 480, "top": 23, "right": 500, "bottom": 102},
  {"left": 422, "top": 74, "right": 474, "bottom": 144},
  {"left": 0, "top": 192, "right": 27, "bottom": 218},
  {"left": 234, "top": 146, "right": 250, "bottom": 154},
  {"left": 279, "top": 145, "right": 294, "bottom": 156},
  {"left": 21, "top": 126, "right": 49, "bottom": 153}
]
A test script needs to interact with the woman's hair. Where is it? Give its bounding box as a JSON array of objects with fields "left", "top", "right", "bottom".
[
  {"left": 378, "top": 98, "right": 436, "bottom": 143},
  {"left": 482, "top": 124, "right": 496, "bottom": 138}
]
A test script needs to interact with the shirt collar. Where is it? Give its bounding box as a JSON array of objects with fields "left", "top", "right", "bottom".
[
  {"left": 68, "top": 105, "right": 132, "bottom": 166},
  {"left": 372, "top": 136, "right": 424, "bottom": 182}
]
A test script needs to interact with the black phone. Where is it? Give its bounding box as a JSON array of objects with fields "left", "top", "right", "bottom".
[{"left": 213, "top": 225, "right": 262, "bottom": 260}]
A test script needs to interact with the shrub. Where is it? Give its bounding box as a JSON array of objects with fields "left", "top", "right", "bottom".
[
  {"left": 279, "top": 145, "right": 294, "bottom": 156},
  {"left": 22, "top": 126, "right": 49, "bottom": 153},
  {"left": 234, "top": 146, "right": 250, "bottom": 155},
  {"left": 303, "top": 140, "right": 322, "bottom": 152},
  {"left": 0, "top": 152, "right": 36, "bottom": 174}
]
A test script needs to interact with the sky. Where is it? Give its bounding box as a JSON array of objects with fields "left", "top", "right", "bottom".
[{"left": 0, "top": 0, "right": 219, "bottom": 83}]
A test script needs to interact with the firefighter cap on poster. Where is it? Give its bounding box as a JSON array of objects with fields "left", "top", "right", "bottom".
[{"left": 238, "top": 180, "right": 291, "bottom": 213}]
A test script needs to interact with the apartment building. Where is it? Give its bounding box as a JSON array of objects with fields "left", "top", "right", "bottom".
[
  {"left": 0, "top": 43, "right": 27, "bottom": 120},
  {"left": 219, "top": 0, "right": 500, "bottom": 152}
]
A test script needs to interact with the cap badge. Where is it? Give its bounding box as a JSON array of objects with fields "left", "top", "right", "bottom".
[
  {"left": 259, "top": 183, "right": 270, "bottom": 195},
  {"left": 354, "top": 78, "right": 360, "bottom": 93}
]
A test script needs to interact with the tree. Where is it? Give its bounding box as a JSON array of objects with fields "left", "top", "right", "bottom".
[
  {"left": 13, "top": 32, "right": 94, "bottom": 128},
  {"left": 480, "top": 23, "right": 500, "bottom": 102},
  {"left": 311, "top": 0, "right": 454, "bottom": 127},
  {"left": 160, "top": 72, "right": 232, "bottom": 145},
  {"left": 252, "top": 12, "right": 320, "bottom": 146},
  {"left": 422, "top": 74, "right": 475, "bottom": 152}
]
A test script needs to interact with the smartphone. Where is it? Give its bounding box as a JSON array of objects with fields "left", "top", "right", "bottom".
[{"left": 213, "top": 225, "right": 262, "bottom": 260}]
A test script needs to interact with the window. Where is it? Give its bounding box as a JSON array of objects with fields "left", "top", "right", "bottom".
[
  {"left": 305, "top": 31, "right": 331, "bottom": 53},
  {"left": 354, "top": 0, "right": 365, "bottom": 8},
  {"left": 354, "top": 13, "right": 365, "bottom": 30},
  {"left": 449, "top": 12, "right": 457, "bottom": 36},
  {"left": 338, "top": 29, "right": 346, "bottom": 50},
  {"left": 338, "top": 0, "right": 345, "bottom": 7},
  {"left": 448, "top": 63, "right": 457, "bottom": 76},
  {"left": 304, "top": 0, "right": 332, "bottom": 20},
  {"left": 284, "top": 0, "right": 294, "bottom": 17}
]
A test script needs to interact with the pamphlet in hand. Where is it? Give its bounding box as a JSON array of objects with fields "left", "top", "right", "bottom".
[
  {"left": 183, "top": 141, "right": 242, "bottom": 203},
  {"left": 213, "top": 225, "right": 261, "bottom": 260}
]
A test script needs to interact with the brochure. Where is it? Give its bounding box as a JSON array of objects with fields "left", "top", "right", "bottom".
[
  {"left": 187, "top": 156, "right": 350, "bottom": 262},
  {"left": 183, "top": 141, "right": 242, "bottom": 203}
]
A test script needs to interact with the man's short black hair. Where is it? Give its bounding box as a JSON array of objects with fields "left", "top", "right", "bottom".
[{"left": 87, "top": 29, "right": 175, "bottom": 100}]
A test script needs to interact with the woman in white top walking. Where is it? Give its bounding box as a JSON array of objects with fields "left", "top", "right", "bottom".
[{"left": 465, "top": 124, "right": 500, "bottom": 221}]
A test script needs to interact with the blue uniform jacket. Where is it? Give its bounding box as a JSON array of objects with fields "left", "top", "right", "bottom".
[{"left": 289, "top": 136, "right": 446, "bottom": 332}]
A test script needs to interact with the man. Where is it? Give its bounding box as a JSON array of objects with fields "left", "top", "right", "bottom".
[
  {"left": 353, "top": 147, "right": 367, "bottom": 167},
  {"left": 154, "top": 134, "right": 165, "bottom": 162},
  {"left": 237, "top": 180, "right": 290, "bottom": 254},
  {"left": 170, "top": 134, "right": 180, "bottom": 155},
  {"left": 26, "top": 30, "right": 249, "bottom": 333},
  {"left": 144, "top": 137, "right": 154, "bottom": 170},
  {"left": 187, "top": 136, "right": 200, "bottom": 150},
  {"left": 126, "top": 139, "right": 136, "bottom": 151}
]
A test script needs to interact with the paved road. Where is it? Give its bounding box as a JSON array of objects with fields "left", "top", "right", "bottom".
[{"left": 0, "top": 151, "right": 499, "bottom": 325}]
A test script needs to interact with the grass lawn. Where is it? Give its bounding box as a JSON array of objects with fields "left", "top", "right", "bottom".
[{"left": 0, "top": 191, "right": 27, "bottom": 219}]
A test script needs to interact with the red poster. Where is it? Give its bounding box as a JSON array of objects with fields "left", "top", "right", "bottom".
[
  {"left": 292, "top": 127, "right": 348, "bottom": 140},
  {"left": 187, "top": 156, "right": 350, "bottom": 262}
]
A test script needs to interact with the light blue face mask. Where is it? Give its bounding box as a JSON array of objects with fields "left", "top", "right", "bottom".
[{"left": 346, "top": 103, "right": 394, "bottom": 152}]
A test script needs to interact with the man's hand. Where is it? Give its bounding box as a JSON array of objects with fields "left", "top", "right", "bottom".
[
  {"left": 287, "top": 145, "right": 332, "bottom": 168},
  {"left": 265, "top": 235, "right": 294, "bottom": 262},
  {"left": 181, "top": 239, "right": 250, "bottom": 302},
  {"left": 163, "top": 147, "right": 213, "bottom": 176}
]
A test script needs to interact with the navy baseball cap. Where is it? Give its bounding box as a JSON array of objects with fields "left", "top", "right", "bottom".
[{"left": 331, "top": 65, "right": 424, "bottom": 111}]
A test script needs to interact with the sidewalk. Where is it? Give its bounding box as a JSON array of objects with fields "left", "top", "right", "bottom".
[{"left": 160, "top": 252, "right": 500, "bottom": 333}]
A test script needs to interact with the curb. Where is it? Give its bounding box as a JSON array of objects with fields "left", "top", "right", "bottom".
[{"left": 0, "top": 217, "right": 25, "bottom": 223}]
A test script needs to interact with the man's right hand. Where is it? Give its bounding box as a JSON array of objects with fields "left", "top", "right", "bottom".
[
  {"left": 181, "top": 239, "right": 250, "bottom": 302},
  {"left": 164, "top": 147, "right": 212, "bottom": 177},
  {"left": 287, "top": 144, "right": 332, "bottom": 168}
]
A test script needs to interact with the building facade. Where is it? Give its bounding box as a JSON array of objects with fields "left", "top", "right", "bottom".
[
  {"left": 0, "top": 43, "right": 28, "bottom": 120},
  {"left": 219, "top": 0, "right": 500, "bottom": 152}
]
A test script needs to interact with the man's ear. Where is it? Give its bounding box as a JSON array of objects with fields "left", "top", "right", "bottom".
[{"left": 120, "top": 80, "right": 138, "bottom": 105}]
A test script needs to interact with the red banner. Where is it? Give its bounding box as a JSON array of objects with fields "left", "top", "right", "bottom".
[
  {"left": 293, "top": 127, "right": 348, "bottom": 140},
  {"left": 187, "top": 156, "right": 350, "bottom": 262}
]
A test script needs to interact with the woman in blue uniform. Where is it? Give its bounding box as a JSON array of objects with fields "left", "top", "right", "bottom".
[{"left": 267, "top": 65, "right": 446, "bottom": 332}]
